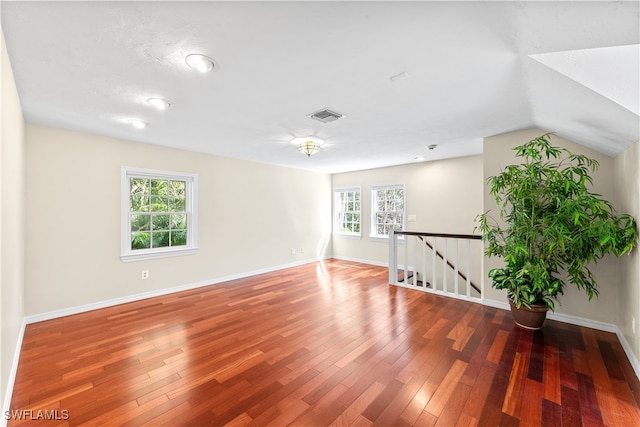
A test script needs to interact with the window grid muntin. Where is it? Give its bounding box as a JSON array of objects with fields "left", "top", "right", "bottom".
[
  {"left": 371, "top": 185, "right": 405, "bottom": 238},
  {"left": 334, "top": 187, "right": 362, "bottom": 235},
  {"left": 129, "top": 178, "right": 189, "bottom": 251},
  {"left": 121, "top": 167, "right": 197, "bottom": 262}
]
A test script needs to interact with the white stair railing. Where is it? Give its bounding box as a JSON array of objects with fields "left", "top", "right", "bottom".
[{"left": 389, "top": 230, "right": 483, "bottom": 302}]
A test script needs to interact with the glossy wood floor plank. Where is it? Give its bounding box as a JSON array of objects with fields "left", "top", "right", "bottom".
[{"left": 8, "top": 260, "right": 640, "bottom": 426}]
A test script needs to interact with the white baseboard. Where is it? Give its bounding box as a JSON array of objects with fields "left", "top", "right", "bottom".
[
  {"left": 547, "top": 311, "right": 617, "bottom": 333},
  {"left": 2, "top": 319, "right": 26, "bottom": 427},
  {"left": 25, "top": 258, "right": 320, "bottom": 324},
  {"left": 615, "top": 327, "right": 640, "bottom": 381},
  {"left": 329, "top": 255, "right": 417, "bottom": 273},
  {"left": 331, "top": 255, "right": 388, "bottom": 268},
  {"left": 480, "top": 298, "right": 510, "bottom": 311},
  {"left": 480, "top": 298, "right": 619, "bottom": 332},
  {"left": 481, "top": 297, "right": 620, "bottom": 331}
]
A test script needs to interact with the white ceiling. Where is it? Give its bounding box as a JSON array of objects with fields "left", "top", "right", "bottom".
[{"left": 1, "top": 1, "right": 638, "bottom": 174}]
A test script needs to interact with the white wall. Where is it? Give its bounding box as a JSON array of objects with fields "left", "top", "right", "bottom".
[
  {"left": 0, "top": 31, "right": 26, "bottom": 413},
  {"left": 331, "top": 155, "right": 483, "bottom": 280},
  {"left": 25, "top": 124, "right": 332, "bottom": 316},
  {"left": 483, "top": 129, "right": 622, "bottom": 323},
  {"left": 615, "top": 140, "right": 640, "bottom": 362}
]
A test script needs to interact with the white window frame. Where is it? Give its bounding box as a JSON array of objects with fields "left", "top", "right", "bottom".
[
  {"left": 333, "top": 186, "right": 362, "bottom": 238},
  {"left": 370, "top": 184, "right": 405, "bottom": 239},
  {"left": 120, "top": 166, "right": 198, "bottom": 262}
]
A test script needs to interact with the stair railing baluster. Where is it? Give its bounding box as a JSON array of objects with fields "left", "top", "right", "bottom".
[{"left": 389, "top": 231, "right": 482, "bottom": 303}]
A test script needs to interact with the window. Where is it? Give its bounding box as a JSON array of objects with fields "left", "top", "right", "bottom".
[
  {"left": 334, "top": 187, "right": 361, "bottom": 236},
  {"left": 121, "top": 167, "right": 197, "bottom": 262},
  {"left": 370, "top": 185, "right": 405, "bottom": 238}
]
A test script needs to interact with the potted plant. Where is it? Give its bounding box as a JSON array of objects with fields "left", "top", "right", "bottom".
[{"left": 476, "top": 133, "right": 638, "bottom": 329}]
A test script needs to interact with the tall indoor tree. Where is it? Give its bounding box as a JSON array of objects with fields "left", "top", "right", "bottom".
[{"left": 476, "top": 133, "right": 638, "bottom": 328}]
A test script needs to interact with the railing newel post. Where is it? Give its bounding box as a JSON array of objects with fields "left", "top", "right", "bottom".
[{"left": 389, "top": 229, "right": 397, "bottom": 284}]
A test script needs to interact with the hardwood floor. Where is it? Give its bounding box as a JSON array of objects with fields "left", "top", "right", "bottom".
[{"left": 9, "top": 260, "right": 640, "bottom": 426}]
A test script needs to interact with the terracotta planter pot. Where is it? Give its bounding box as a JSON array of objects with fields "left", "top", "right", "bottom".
[{"left": 508, "top": 298, "right": 549, "bottom": 330}]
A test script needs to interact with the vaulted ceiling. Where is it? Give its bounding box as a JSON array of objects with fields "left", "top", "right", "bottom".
[{"left": 2, "top": 1, "right": 638, "bottom": 173}]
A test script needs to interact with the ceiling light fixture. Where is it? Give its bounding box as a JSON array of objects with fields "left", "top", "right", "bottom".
[
  {"left": 129, "top": 119, "right": 147, "bottom": 129},
  {"left": 415, "top": 156, "right": 425, "bottom": 162},
  {"left": 427, "top": 144, "right": 438, "bottom": 150},
  {"left": 185, "top": 53, "right": 215, "bottom": 73},
  {"left": 147, "top": 98, "right": 172, "bottom": 110},
  {"left": 298, "top": 140, "right": 321, "bottom": 157},
  {"left": 291, "top": 136, "right": 324, "bottom": 157}
]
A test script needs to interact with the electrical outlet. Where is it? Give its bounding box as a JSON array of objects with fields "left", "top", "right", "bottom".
[
  {"left": 291, "top": 248, "right": 296, "bottom": 255},
  {"left": 141, "top": 270, "right": 149, "bottom": 280},
  {"left": 300, "top": 247, "right": 304, "bottom": 254}
]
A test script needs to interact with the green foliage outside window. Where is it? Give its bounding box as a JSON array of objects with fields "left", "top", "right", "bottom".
[
  {"left": 337, "top": 190, "right": 361, "bottom": 234},
  {"left": 130, "top": 178, "right": 187, "bottom": 250},
  {"left": 374, "top": 188, "right": 404, "bottom": 236}
]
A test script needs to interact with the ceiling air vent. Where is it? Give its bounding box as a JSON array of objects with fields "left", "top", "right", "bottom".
[{"left": 308, "top": 108, "right": 345, "bottom": 123}]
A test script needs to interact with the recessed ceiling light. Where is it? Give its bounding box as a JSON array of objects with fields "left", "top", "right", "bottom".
[
  {"left": 185, "top": 54, "right": 216, "bottom": 73},
  {"left": 415, "top": 156, "right": 425, "bottom": 162},
  {"left": 129, "top": 119, "right": 147, "bottom": 129},
  {"left": 147, "top": 98, "right": 172, "bottom": 110},
  {"left": 427, "top": 144, "right": 438, "bottom": 150}
]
